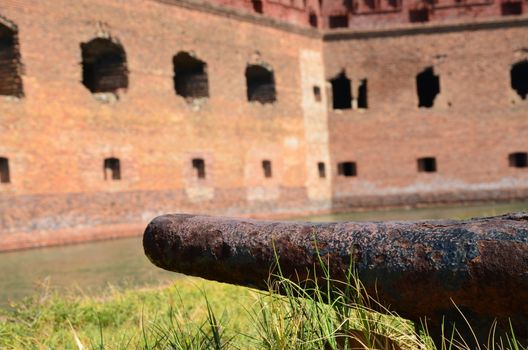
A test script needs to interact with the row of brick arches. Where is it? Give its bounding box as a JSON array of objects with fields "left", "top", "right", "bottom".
[
  {"left": 0, "top": 21, "right": 277, "bottom": 104},
  {"left": 1, "top": 153, "right": 526, "bottom": 185},
  {"left": 1, "top": 20, "right": 527, "bottom": 106}
]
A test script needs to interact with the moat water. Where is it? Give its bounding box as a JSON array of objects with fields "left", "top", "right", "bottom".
[{"left": 1, "top": 201, "right": 527, "bottom": 308}]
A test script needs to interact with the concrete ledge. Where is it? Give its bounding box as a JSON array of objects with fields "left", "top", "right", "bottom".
[
  {"left": 150, "top": 0, "right": 320, "bottom": 38},
  {"left": 323, "top": 15, "right": 528, "bottom": 40}
]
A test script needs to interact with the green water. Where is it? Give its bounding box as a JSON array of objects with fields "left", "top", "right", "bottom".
[
  {"left": 0, "top": 200, "right": 526, "bottom": 308},
  {"left": 299, "top": 201, "right": 528, "bottom": 222},
  {"left": 0, "top": 236, "right": 177, "bottom": 308}
]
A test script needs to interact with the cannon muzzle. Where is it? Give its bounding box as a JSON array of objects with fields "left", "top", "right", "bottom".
[{"left": 143, "top": 212, "right": 528, "bottom": 346}]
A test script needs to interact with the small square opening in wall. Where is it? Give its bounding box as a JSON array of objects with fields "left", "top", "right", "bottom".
[
  {"left": 509, "top": 152, "right": 528, "bottom": 168},
  {"left": 0, "top": 157, "right": 10, "bottom": 184},
  {"left": 317, "top": 162, "right": 326, "bottom": 178},
  {"left": 338, "top": 162, "right": 357, "bottom": 177},
  {"left": 104, "top": 158, "right": 121, "bottom": 180},
  {"left": 313, "top": 86, "right": 322, "bottom": 102},
  {"left": 409, "top": 8, "right": 429, "bottom": 22},
  {"left": 417, "top": 157, "right": 437, "bottom": 173},
  {"left": 501, "top": 1, "right": 522, "bottom": 15},
  {"left": 262, "top": 160, "right": 272, "bottom": 178},
  {"left": 192, "top": 158, "right": 206, "bottom": 179},
  {"left": 329, "top": 15, "right": 349, "bottom": 28}
]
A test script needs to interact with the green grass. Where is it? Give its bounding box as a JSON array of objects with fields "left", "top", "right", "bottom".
[
  {"left": 0, "top": 265, "right": 525, "bottom": 350},
  {"left": 0, "top": 277, "right": 256, "bottom": 349}
]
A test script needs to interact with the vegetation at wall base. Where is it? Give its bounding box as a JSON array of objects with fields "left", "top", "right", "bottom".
[{"left": 0, "top": 265, "right": 525, "bottom": 349}]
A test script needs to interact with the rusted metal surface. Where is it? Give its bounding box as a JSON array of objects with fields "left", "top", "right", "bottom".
[{"left": 143, "top": 212, "right": 528, "bottom": 345}]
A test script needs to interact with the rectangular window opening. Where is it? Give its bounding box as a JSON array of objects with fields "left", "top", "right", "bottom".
[
  {"left": 0, "top": 157, "right": 10, "bottom": 184},
  {"left": 104, "top": 158, "right": 121, "bottom": 180},
  {"left": 337, "top": 161, "right": 357, "bottom": 177},
  {"left": 501, "top": 1, "right": 522, "bottom": 15},
  {"left": 309, "top": 13, "right": 318, "bottom": 28},
  {"left": 409, "top": 8, "right": 429, "bottom": 22},
  {"left": 509, "top": 152, "right": 528, "bottom": 168},
  {"left": 192, "top": 158, "right": 206, "bottom": 179},
  {"left": 357, "top": 79, "right": 368, "bottom": 109},
  {"left": 262, "top": 160, "right": 273, "bottom": 178},
  {"left": 313, "top": 85, "right": 322, "bottom": 102},
  {"left": 252, "top": 0, "right": 263, "bottom": 13},
  {"left": 417, "top": 157, "right": 437, "bottom": 173},
  {"left": 329, "top": 15, "right": 349, "bottom": 28},
  {"left": 318, "top": 162, "right": 326, "bottom": 178}
]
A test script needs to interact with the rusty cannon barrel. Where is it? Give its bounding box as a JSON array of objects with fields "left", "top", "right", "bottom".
[{"left": 143, "top": 212, "right": 528, "bottom": 346}]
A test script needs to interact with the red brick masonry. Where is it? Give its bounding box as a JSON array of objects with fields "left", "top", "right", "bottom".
[{"left": 0, "top": 0, "right": 526, "bottom": 250}]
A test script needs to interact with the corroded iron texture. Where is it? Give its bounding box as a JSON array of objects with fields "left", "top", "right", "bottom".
[{"left": 143, "top": 213, "right": 528, "bottom": 344}]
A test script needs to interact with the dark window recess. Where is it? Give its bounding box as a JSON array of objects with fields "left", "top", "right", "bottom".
[
  {"left": 388, "top": 0, "right": 399, "bottom": 8},
  {"left": 416, "top": 67, "right": 440, "bottom": 108},
  {"left": 173, "top": 52, "right": 209, "bottom": 100},
  {"left": 509, "top": 152, "right": 528, "bottom": 168},
  {"left": 338, "top": 162, "right": 357, "bottom": 177},
  {"left": 328, "top": 15, "right": 349, "bottom": 28},
  {"left": 252, "top": 0, "right": 263, "bottom": 13},
  {"left": 0, "top": 157, "right": 10, "bottom": 183},
  {"left": 192, "top": 158, "right": 206, "bottom": 179},
  {"left": 246, "top": 65, "right": 276, "bottom": 104},
  {"left": 262, "top": 160, "right": 273, "bottom": 178},
  {"left": 0, "top": 23, "right": 23, "bottom": 97},
  {"left": 417, "top": 157, "right": 437, "bottom": 173},
  {"left": 357, "top": 79, "right": 368, "bottom": 109},
  {"left": 81, "top": 38, "right": 128, "bottom": 94},
  {"left": 409, "top": 8, "right": 429, "bottom": 22},
  {"left": 318, "top": 162, "right": 326, "bottom": 178},
  {"left": 364, "top": 0, "right": 378, "bottom": 10},
  {"left": 501, "top": 1, "right": 522, "bottom": 15},
  {"left": 313, "top": 85, "right": 322, "bottom": 102},
  {"left": 104, "top": 158, "right": 121, "bottom": 180},
  {"left": 511, "top": 60, "right": 528, "bottom": 100},
  {"left": 309, "top": 12, "right": 318, "bottom": 28},
  {"left": 330, "top": 71, "right": 352, "bottom": 109}
]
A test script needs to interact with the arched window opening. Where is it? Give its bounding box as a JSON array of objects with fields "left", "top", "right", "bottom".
[
  {"left": 0, "top": 157, "right": 10, "bottom": 183},
  {"left": 104, "top": 158, "right": 121, "bottom": 180},
  {"left": 0, "top": 23, "right": 23, "bottom": 97},
  {"left": 173, "top": 52, "right": 209, "bottom": 101},
  {"left": 246, "top": 65, "right": 276, "bottom": 104},
  {"left": 416, "top": 67, "right": 440, "bottom": 108},
  {"left": 511, "top": 60, "right": 528, "bottom": 100},
  {"left": 509, "top": 152, "right": 528, "bottom": 168},
  {"left": 81, "top": 38, "right": 128, "bottom": 94},
  {"left": 330, "top": 71, "right": 352, "bottom": 110}
]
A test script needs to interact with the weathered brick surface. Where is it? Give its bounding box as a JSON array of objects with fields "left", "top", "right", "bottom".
[
  {"left": 324, "top": 23, "right": 528, "bottom": 209},
  {"left": 171, "top": 0, "right": 527, "bottom": 29},
  {"left": 0, "top": 0, "right": 526, "bottom": 250}
]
